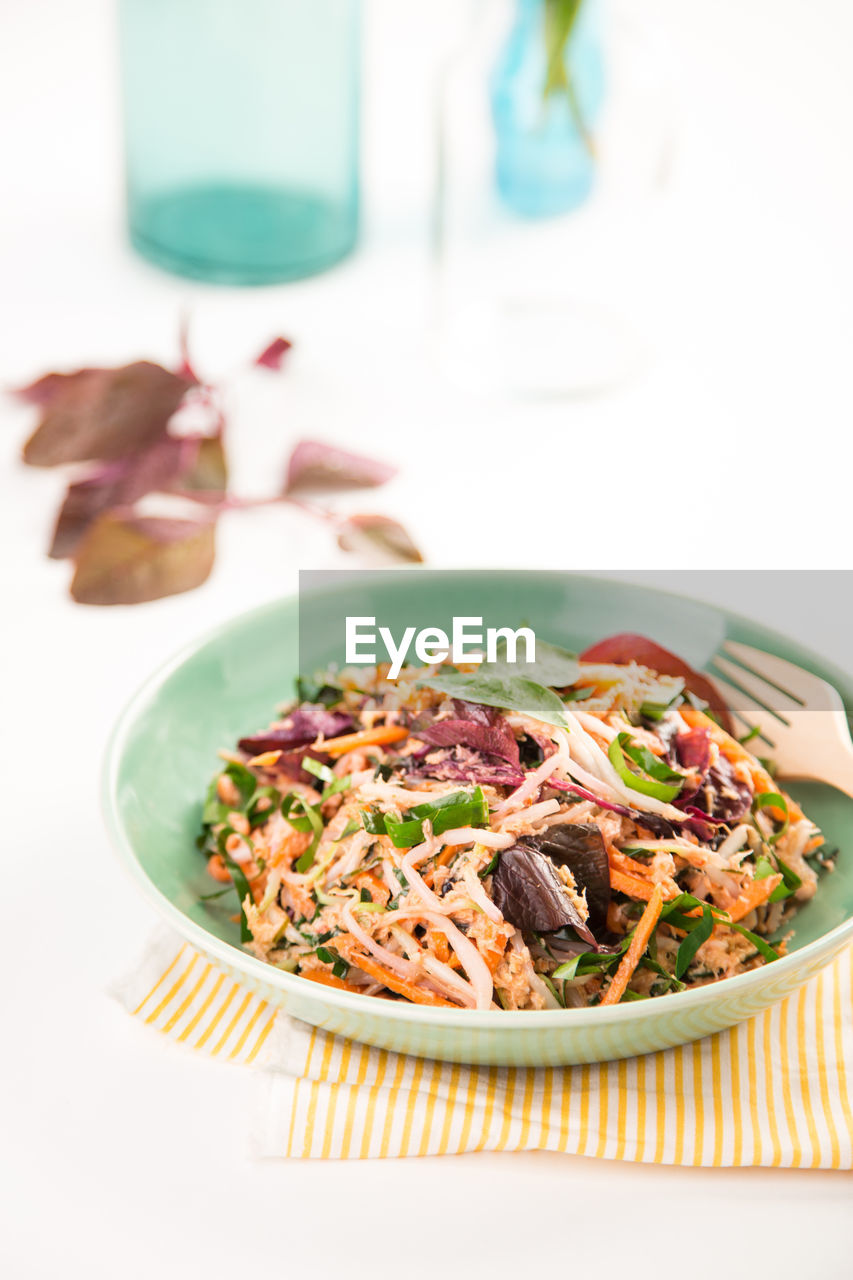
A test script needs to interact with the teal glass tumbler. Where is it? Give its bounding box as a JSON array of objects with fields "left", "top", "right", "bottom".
[{"left": 119, "top": 0, "right": 360, "bottom": 285}]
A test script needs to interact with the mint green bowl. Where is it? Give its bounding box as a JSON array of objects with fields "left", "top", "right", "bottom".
[{"left": 103, "top": 572, "right": 853, "bottom": 1065}]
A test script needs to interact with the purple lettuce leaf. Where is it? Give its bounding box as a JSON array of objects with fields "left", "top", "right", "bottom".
[
  {"left": 674, "top": 727, "right": 712, "bottom": 774},
  {"left": 414, "top": 718, "right": 520, "bottom": 767},
  {"left": 682, "top": 758, "right": 751, "bottom": 824},
  {"left": 238, "top": 704, "right": 353, "bottom": 755}
]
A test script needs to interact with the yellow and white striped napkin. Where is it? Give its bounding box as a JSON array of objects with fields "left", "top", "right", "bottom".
[{"left": 115, "top": 929, "right": 853, "bottom": 1167}]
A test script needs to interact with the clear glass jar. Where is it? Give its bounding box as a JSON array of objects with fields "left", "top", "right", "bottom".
[
  {"left": 119, "top": 0, "right": 361, "bottom": 285},
  {"left": 434, "top": 0, "right": 672, "bottom": 397}
]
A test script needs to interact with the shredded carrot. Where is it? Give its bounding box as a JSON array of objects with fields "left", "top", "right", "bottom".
[
  {"left": 207, "top": 853, "right": 232, "bottom": 883},
  {"left": 247, "top": 749, "right": 282, "bottom": 767},
  {"left": 299, "top": 969, "right": 366, "bottom": 994},
  {"left": 355, "top": 870, "right": 390, "bottom": 905},
  {"left": 679, "top": 705, "right": 805, "bottom": 825},
  {"left": 600, "top": 883, "right": 664, "bottom": 1006},
  {"left": 321, "top": 724, "right": 409, "bottom": 757},
  {"left": 437, "top": 844, "right": 460, "bottom": 868},
  {"left": 608, "top": 846, "right": 655, "bottom": 878},
  {"left": 610, "top": 867, "right": 678, "bottom": 902},
  {"left": 427, "top": 929, "right": 451, "bottom": 964},
  {"left": 725, "top": 872, "right": 783, "bottom": 922},
  {"left": 335, "top": 939, "right": 458, "bottom": 1007},
  {"left": 481, "top": 935, "right": 509, "bottom": 974}
]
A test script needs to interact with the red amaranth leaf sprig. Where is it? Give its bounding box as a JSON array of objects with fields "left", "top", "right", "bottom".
[{"left": 15, "top": 333, "right": 422, "bottom": 604}]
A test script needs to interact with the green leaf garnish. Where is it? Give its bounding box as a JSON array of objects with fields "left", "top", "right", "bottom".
[
  {"left": 418, "top": 671, "right": 570, "bottom": 729},
  {"left": 481, "top": 636, "right": 580, "bottom": 688}
]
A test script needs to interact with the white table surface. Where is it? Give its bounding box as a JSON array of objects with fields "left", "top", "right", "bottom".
[{"left": 3, "top": 1, "right": 853, "bottom": 1276}]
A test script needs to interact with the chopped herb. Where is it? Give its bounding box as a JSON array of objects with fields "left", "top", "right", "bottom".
[
  {"left": 479, "top": 850, "right": 502, "bottom": 879},
  {"left": 202, "top": 760, "right": 257, "bottom": 825},
  {"left": 661, "top": 891, "right": 780, "bottom": 965},
  {"left": 753, "top": 791, "right": 790, "bottom": 846},
  {"left": 674, "top": 903, "right": 714, "bottom": 979},
  {"left": 281, "top": 791, "right": 325, "bottom": 872},
  {"left": 295, "top": 675, "right": 343, "bottom": 706},
  {"left": 215, "top": 829, "right": 253, "bottom": 943},
  {"left": 315, "top": 946, "right": 349, "bottom": 980}
]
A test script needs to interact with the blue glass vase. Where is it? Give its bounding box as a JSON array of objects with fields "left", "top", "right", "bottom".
[
  {"left": 119, "top": 0, "right": 360, "bottom": 285},
  {"left": 490, "top": 0, "right": 605, "bottom": 217}
]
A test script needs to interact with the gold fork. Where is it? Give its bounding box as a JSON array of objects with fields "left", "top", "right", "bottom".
[{"left": 705, "top": 641, "right": 853, "bottom": 799}]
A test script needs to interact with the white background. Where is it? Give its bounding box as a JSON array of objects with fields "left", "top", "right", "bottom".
[{"left": 2, "top": 1, "right": 853, "bottom": 1276}]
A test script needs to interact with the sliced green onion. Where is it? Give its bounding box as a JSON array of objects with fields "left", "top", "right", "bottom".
[
  {"left": 538, "top": 974, "right": 565, "bottom": 1007},
  {"left": 360, "top": 787, "right": 489, "bottom": 850},
  {"left": 247, "top": 785, "right": 280, "bottom": 826},
  {"left": 608, "top": 732, "right": 685, "bottom": 802},
  {"left": 739, "top": 725, "right": 762, "bottom": 745},
  {"left": 303, "top": 755, "right": 352, "bottom": 801}
]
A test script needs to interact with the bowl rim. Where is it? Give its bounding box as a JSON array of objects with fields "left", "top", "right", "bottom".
[{"left": 102, "top": 572, "right": 853, "bottom": 1030}]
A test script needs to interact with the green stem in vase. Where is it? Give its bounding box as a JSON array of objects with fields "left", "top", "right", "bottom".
[{"left": 543, "top": 0, "right": 595, "bottom": 157}]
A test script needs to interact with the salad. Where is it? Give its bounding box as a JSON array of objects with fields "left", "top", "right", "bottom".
[{"left": 198, "top": 634, "right": 832, "bottom": 1011}]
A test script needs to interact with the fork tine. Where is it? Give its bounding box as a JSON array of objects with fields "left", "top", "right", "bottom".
[
  {"left": 721, "top": 640, "right": 821, "bottom": 705},
  {"left": 705, "top": 674, "right": 780, "bottom": 748},
  {"left": 710, "top": 655, "right": 796, "bottom": 720}
]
